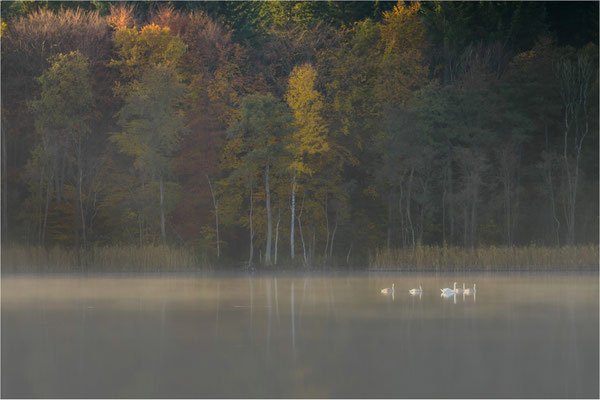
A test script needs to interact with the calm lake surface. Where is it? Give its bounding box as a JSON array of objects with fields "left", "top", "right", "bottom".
[{"left": 2, "top": 272, "right": 598, "bottom": 398}]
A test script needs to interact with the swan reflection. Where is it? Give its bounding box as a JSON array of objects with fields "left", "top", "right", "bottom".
[{"left": 441, "top": 291, "right": 457, "bottom": 304}]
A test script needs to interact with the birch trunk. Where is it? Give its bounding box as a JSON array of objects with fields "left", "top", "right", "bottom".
[
  {"left": 324, "top": 190, "right": 329, "bottom": 258},
  {"left": 329, "top": 210, "right": 338, "bottom": 260},
  {"left": 406, "top": 167, "right": 415, "bottom": 249},
  {"left": 42, "top": 176, "right": 51, "bottom": 247},
  {"left": 297, "top": 193, "right": 307, "bottom": 265},
  {"left": 290, "top": 171, "right": 296, "bottom": 260},
  {"left": 159, "top": 175, "right": 166, "bottom": 246},
  {"left": 265, "top": 157, "right": 272, "bottom": 264},
  {"left": 206, "top": 175, "right": 220, "bottom": 258},
  {"left": 248, "top": 182, "right": 254, "bottom": 268},
  {"left": 274, "top": 207, "right": 280, "bottom": 265}
]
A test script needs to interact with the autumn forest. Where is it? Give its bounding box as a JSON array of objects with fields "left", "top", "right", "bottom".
[{"left": 1, "top": 1, "right": 598, "bottom": 269}]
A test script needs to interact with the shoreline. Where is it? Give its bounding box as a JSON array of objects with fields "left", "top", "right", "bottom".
[{"left": 1, "top": 244, "right": 598, "bottom": 273}]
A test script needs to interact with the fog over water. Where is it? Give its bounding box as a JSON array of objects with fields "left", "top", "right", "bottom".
[{"left": 2, "top": 273, "right": 598, "bottom": 398}]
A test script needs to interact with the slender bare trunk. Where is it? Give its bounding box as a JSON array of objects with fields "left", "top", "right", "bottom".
[
  {"left": 544, "top": 122, "right": 560, "bottom": 246},
  {"left": 463, "top": 202, "right": 468, "bottom": 248},
  {"left": 398, "top": 186, "right": 405, "bottom": 247},
  {"left": 419, "top": 199, "right": 425, "bottom": 244},
  {"left": 290, "top": 171, "right": 296, "bottom": 260},
  {"left": 329, "top": 210, "right": 338, "bottom": 260},
  {"left": 42, "top": 176, "right": 51, "bottom": 247},
  {"left": 324, "top": 190, "right": 329, "bottom": 258},
  {"left": 265, "top": 157, "right": 272, "bottom": 264},
  {"left": 297, "top": 192, "right": 307, "bottom": 265},
  {"left": 442, "top": 164, "right": 447, "bottom": 245},
  {"left": 1, "top": 120, "right": 7, "bottom": 239},
  {"left": 37, "top": 165, "right": 45, "bottom": 244},
  {"left": 311, "top": 227, "right": 316, "bottom": 264},
  {"left": 206, "top": 175, "right": 220, "bottom": 258},
  {"left": 556, "top": 54, "right": 592, "bottom": 245},
  {"left": 407, "top": 167, "right": 415, "bottom": 248},
  {"left": 448, "top": 152, "right": 455, "bottom": 245},
  {"left": 74, "top": 160, "right": 81, "bottom": 267},
  {"left": 387, "top": 194, "right": 392, "bottom": 251},
  {"left": 274, "top": 207, "right": 280, "bottom": 265},
  {"left": 78, "top": 139, "right": 86, "bottom": 249},
  {"left": 74, "top": 143, "right": 81, "bottom": 254},
  {"left": 470, "top": 186, "right": 477, "bottom": 248},
  {"left": 346, "top": 242, "right": 352, "bottom": 265},
  {"left": 159, "top": 175, "right": 166, "bottom": 246},
  {"left": 248, "top": 181, "right": 254, "bottom": 268}
]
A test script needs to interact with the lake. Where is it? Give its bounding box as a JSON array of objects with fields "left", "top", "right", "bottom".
[{"left": 2, "top": 273, "right": 598, "bottom": 398}]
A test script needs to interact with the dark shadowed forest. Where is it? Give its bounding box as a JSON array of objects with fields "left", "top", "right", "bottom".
[{"left": 1, "top": 1, "right": 598, "bottom": 269}]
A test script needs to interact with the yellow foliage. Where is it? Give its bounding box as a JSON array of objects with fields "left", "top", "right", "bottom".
[
  {"left": 377, "top": 1, "right": 429, "bottom": 107},
  {"left": 286, "top": 63, "right": 329, "bottom": 175},
  {"left": 110, "top": 23, "right": 187, "bottom": 82}
]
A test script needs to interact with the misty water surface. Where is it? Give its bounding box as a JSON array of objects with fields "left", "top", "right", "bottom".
[{"left": 2, "top": 273, "right": 598, "bottom": 398}]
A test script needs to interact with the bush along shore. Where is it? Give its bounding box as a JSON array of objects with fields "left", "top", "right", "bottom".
[
  {"left": 369, "top": 245, "right": 599, "bottom": 272},
  {"left": 1, "top": 244, "right": 598, "bottom": 273}
]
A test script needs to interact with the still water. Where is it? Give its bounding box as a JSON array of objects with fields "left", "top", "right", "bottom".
[{"left": 2, "top": 273, "right": 598, "bottom": 398}]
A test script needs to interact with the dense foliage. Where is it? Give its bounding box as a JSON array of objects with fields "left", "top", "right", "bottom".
[{"left": 1, "top": 1, "right": 598, "bottom": 266}]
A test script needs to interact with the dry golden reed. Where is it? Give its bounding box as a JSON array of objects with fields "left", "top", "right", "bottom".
[
  {"left": 369, "top": 245, "right": 599, "bottom": 271},
  {"left": 1, "top": 245, "right": 200, "bottom": 272}
]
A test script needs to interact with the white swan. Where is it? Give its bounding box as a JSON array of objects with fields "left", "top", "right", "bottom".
[
  {"left": 409, "top": 284, "right": 423, "bottom": 295},
  {"left": 381, "top": 283, "right": 394, "bottom": 295},
  {"left": 441, "top": 282, "right": 457, "bottom": 296},
  {"left": 440, "top": 290, "right": 456, "bottom": 304},
  {"left": 463, "top": 283, "right": 476, "bottom": 295}
]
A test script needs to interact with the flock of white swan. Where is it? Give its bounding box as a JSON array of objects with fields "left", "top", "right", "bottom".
[{"left": 380, "top": 281, "right": 477, "bottom": 300}]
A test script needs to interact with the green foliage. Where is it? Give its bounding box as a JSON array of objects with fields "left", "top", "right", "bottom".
[
  {"left": 113, "top": 64, "right": 186, "bottom": 177},
  {"left": 30, "top": 51, "right": 93, "bottom": 139}
]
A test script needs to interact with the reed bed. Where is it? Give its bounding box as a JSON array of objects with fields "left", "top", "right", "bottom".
[
  {"left": 1, "top": 245, "right": 201, "bottom": 273},
  {"left": 369, "top": 245, "right": 599, "bottom": 271}
]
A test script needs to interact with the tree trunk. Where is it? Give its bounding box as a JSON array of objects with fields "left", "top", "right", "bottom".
[
  {"left": 74, "top": 163, "right": 81, "bottom": 267},
  {"left": 265, "top": 157, "right": 272, "bottom": 264},
  {"left": 206, "top": 175, "right": 220, "bottom": 258},
  {"left": 500, "top": 146, "right": 512, "bottom": 247},
  {"left": 290, "top": 171, "right": 296, "bottom": 260},
  {"left": 470, "top": 185, "right": 478, "bottom": 248},
  {"left": 311, "top": 227, "right": 316, "bottom": 264},
  {"left": 159, "top": 175, "right": 166, "bottom": 246},
  {"left": 74, "top": 148, "right": 81, "bottom": 252},
  {"left": 387, "top": 194, "right": 392, "bottom": 251},
  {"left": 1, "top": 119, "right": 7, "bottom": 240},
  {"left": 544, "top": 122, "right": 561, "bottom": 246},
  {"left": 248, "top": 182, "right": 254, "bottom": 268},
  {"left": 298, "top": 216, "right": 306, "bottom": 265},
  {"left": 449, "top": 176, "right": 455, "bottom": 245},
  {"left": 37, "top": 164, "right": 45, "bottom": 244},
  {"left": 324, "top": 190, "right": 329, "bottom": 258},
  {"left": 78, "top": 139, "right": 86, "bottom": 250},
  {"left": 346, "top": 242, "right": 352, "bottom": 265},
  {"left": 398, "top": 186, "right": 405, "bottom": 247},
  {"left": 406, "top": 167, "right": 415, "bottom": 249},
  {"left": 42, "top": 176, "right": 51, "bottom": 247},
  {"left": 442, "top": 162, "right": 447, "bottom": 245},
  {"left": 447, "top": 144, "right": 455, "bottom": 245},
  {"left": 329, "top": 210, "right": 338, "bottom": 260},
  {"left": 556, "top": 54, "right": 592, "bottom": 245},
  {"left": 297, "top": 193, "right": 307, "bottom": 265},
  {"left": 419, "top": 198, "right": 425, "bottom": 245},
  {"left": 274, "top": 207, "right": 280, "bottom": 265},
  {"left": 463, "top": 202, "right": 468, "bottom": 248}
]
